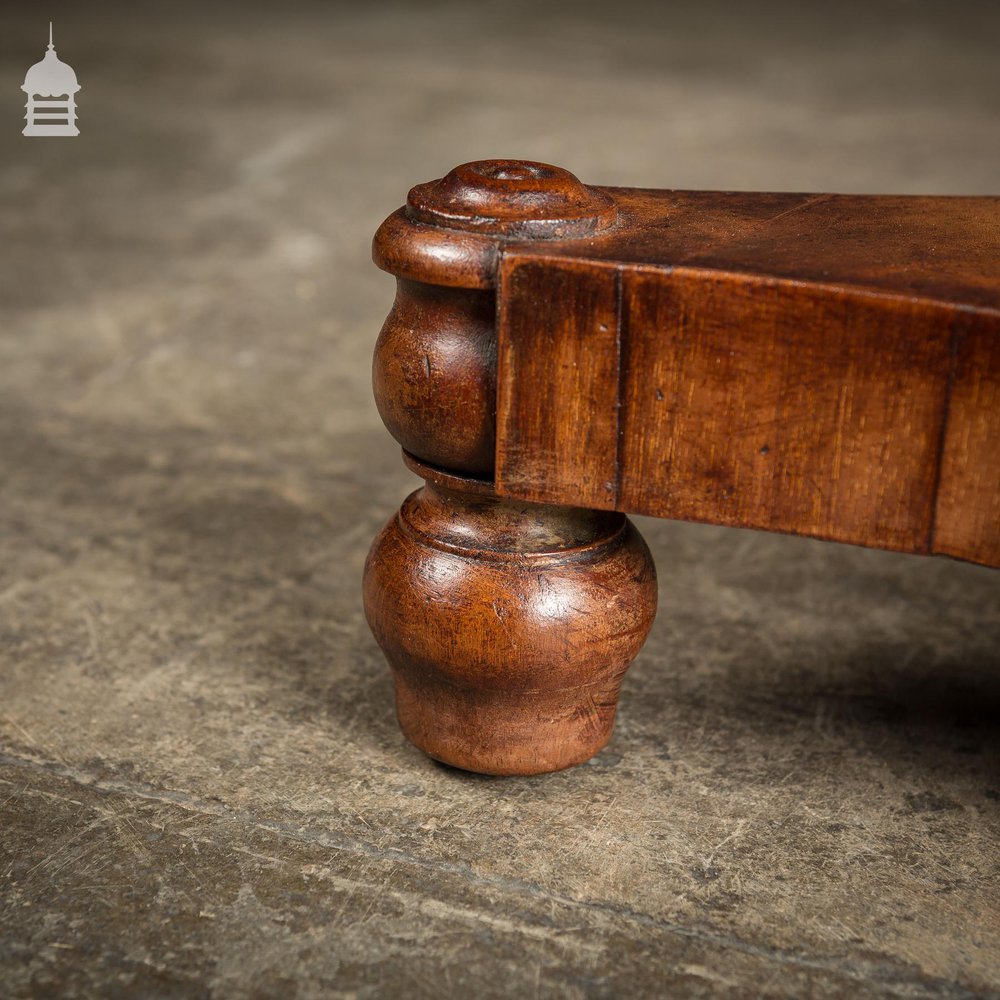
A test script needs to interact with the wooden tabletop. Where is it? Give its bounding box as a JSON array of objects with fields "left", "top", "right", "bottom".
[{"left": 503, "top": 188, "right": 1000, "bottom": 311}]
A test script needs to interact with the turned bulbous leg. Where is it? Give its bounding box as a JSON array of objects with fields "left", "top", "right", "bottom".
[{"left": 363, "top": 467, "right": 657, "bottom": 776}]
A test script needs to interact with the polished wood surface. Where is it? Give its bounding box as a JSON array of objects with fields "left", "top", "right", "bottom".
[
  {"left": 373, "top": 279, "right": 497, "bottom": 476},
  {"left": 495, "top": 188, "right": 1000, "bottom": 567},
  {"left": 501, "top": 188, "right": 1000, "bottom": 309},
  {"left": 935, "top": 315, "right": 1000, "bottom": 563},
  {"left": 366, "top": 161, "right": 659, "bottom": 774},
  {"left": 367, "top": 160, "right": 999, "bottom": 775},
  {"left": 363, "top": 454, "right": 656, "bottom": 776}
]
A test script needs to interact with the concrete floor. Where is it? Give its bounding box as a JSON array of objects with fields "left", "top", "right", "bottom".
[{"left": 1, "top": 1, "right": 998, "bottom": 996}]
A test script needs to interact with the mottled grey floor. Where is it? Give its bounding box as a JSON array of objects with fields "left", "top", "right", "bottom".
[{"left": 1, "top": 1, "right": 998, "bottom": 997}]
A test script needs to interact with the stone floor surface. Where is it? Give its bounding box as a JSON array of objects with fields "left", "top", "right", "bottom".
[{"left": 1, "top": 1, "right": 998, "bottom": 996}]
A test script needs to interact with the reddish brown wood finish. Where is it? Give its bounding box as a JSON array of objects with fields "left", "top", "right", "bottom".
[
  {"left": 363, "top": 455, "right": 656, "bottom": 775},
  {"left": 934, "top": 314, "right": 1000, "bottom": 566},
  {"left": 373, "top": 279, "right": 496, "bottom": 476},
  {"left": 498, "top": 189, "right": 1000, "bottom": 310},
  {"left": 366, "top": 161, "right": 655, "bottom": 774},
  {"left": 367, "top": 159, "right": 999, "bottom": 776},
  {"left": 494, "top": 189, "right": 1000, "bottom": 567}
]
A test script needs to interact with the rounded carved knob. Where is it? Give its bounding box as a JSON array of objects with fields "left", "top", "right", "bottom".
[
  {"left": 363, "top": 470, "right": 657, "bottom": 776},
  {"left": 372, "top": 280, "right": 496, "bottom": 476},
  {"left": 406, "top": 159, "right": 616, "bottom": 240},
  {"left": 371, "top": 159, "right": 616, "bottom": 476}
]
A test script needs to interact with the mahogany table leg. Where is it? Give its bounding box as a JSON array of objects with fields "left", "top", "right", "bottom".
[
  {"left": 365, "top": 160, "right": 650, "bottom": 773},
  {"left": 363, "top": 460, "right": 656, "bottom": 775}
]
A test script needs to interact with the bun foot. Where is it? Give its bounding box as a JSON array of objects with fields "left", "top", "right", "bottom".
[{"left": 363, "top": 461, "right": 657, "bottom": 775}]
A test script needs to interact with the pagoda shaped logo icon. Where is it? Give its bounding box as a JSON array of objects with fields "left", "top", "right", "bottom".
[{"left": 22, "top": 23, "right": 81, "bottom": 136}]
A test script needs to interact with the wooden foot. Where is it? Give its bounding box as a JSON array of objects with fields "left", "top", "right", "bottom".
[
  {"left": 366, "top": 160, "right": 654, "bottom": 773},
  {"left": 363, "top": 459, "right": 657, "bottom": 775}
]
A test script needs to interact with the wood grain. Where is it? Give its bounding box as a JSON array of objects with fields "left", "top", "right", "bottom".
[
  {"left": 501, "top": 189, "right": 1000, "bottom": 311},
  {"left": 496, "top": 258, "right": 621, "bottom": 509},
  {"left": 363, "top": 456, "right": 656, "bottom": 776},
  {"left": 934, "top": 312, "right": 1000, "bottom": 566},
  {"left": 368, "top": 161, "right": 999, "bottom": 777},
  {"left": 496, "top": 247, "right": 999, "bottom": 564},
  {"left": 615, "top": 267, "right": 953, "bottom": 551},
  {"left": 367, "top": 161, "right": 663, "bottom": 775},
  {"left": 372, "top": 279, "right": 497, "bottom": 476}
]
